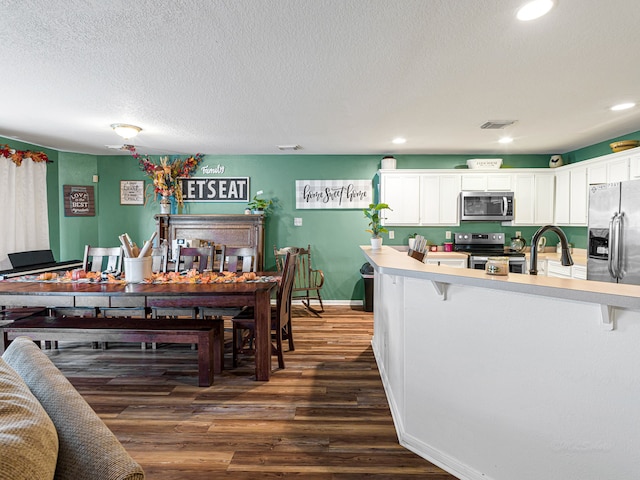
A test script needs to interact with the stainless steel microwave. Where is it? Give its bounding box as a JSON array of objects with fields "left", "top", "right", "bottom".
[{"left": 460, "top": 191, "right": 514, "bottom": 221}]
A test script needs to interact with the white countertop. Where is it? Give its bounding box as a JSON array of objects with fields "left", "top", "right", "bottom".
[{"left": 361, "top": 246, "right": 640, "bottom": 310}]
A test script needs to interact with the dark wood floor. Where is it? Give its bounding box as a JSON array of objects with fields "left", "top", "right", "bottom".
[{"left": 43, "top": 305, "right": 457, "bottom": 479}]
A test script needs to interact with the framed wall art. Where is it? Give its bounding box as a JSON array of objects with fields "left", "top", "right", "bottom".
[{"left": 120, "top": 180, "right": 145, "bottom": 205}]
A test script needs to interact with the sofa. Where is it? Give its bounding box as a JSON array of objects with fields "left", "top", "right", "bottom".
[{"left": 0, "top": 336, "right": 145, "bottom": 480}]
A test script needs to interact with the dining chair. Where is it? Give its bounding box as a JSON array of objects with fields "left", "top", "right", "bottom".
[
  {"left": 152, "top": 245, "right": 216, "bottom": 323},
  {"left": 173, "top": 245, "right": 215, "bottom": 272},
  {"left": 200, "top": 245, "right": 257, "bottom": 321},
  {"left": 54, "top": 245, "right": 124, "bottom": 320},
  {"left": 274, "top": 244, "right": 324, "bottom": 315},
  {"left": 220, "top": 246, "right": 258, "bottom": 273},
  {"left": 83, "top": 245, "right": 123, "bottom": 274},
  {"left": 230, "top": 251, "right": 298, "bottom": 370}
]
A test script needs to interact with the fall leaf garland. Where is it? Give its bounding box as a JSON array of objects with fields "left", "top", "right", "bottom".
[{"left": 1, "top": 144, "right": 50, "bottom": 166}]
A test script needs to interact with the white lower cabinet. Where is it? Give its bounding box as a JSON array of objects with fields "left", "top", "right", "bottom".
[
  {"left": 547, "top": 259, "right": 587, "bottom": 279},
  {"left": 425, "top": 258, "right": 467, "bottom": 268}
]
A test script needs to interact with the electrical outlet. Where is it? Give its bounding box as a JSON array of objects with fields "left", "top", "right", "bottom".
[
  {"left": 516, "top": 231, "right": 521, "bottom": 238},
  {"left": 389, "top": 230, "right": 395, "bottom": 239},
  {"left": 445, "top": 231, "right": 451, "bottom": 240},
  {"left": 294, "top": 217, "right": 302, "bottom": 226}
]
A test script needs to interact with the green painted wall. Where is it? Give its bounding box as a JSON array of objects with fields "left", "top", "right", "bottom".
[{"left": 4, "top": 129, "right": 639, "bottom": 300}]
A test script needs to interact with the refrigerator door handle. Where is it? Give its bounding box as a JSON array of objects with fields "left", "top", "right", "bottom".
[
  {"left": 615, "top": 212, "right": 625, "bottom": 280},
  {"left": 608, "top": 212, "right": 619, "bottom": 279}
]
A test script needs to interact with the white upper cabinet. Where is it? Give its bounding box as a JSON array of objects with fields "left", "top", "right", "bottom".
[
  {"left": 379, "top": 173, "right": 420, "bottom": 225},
  {"left": 421, "top": 174, "right": 461, "bottom": 225},
  {"left": 607, "top": 157, "right": 630, "bottom": 183},
  {"left": 630, "top": 154, "right": 640, "bottom": 179},
  {"left": 460, "top": 173, "right": 512, "bottom": 191},
  {"left": 379, "top": 171, "right": 461, "bottom": 226},
  {"left": 554, "top": 170, "right": 570, "bottom": 224},
  {"left": 569, "top": 166, "right": 588, "bottom": 225},
  {"left": 512, "top": 173, "right": 555, "bottom": 225}
]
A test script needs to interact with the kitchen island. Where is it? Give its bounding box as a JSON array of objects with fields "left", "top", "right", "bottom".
[{"left": 361, "top": 246, "right": 640, "bottom": 480}]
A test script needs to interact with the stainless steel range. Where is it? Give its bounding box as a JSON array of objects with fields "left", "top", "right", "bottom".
[{"left": 453, "top": 232, "right": 526, "bottom": 274}]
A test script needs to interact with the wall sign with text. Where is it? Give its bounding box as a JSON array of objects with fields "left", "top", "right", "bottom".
[
  {"left": 63, "top": 185, "right": 95, "bottom": 217},
  {"left": 120, "top": 180, "right": 144, "bottom": 205},
  {"left": 179, "top": 177, "right": 250, "bottom": 202},
  {"left": 296, "top": 180, "right": 372, "bottom": 209}
]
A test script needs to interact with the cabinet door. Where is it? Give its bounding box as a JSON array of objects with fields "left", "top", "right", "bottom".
[
  {"left": 569, "top": 167, "right": 588, "bottom": 225},
  {"left": 461, "top": 174, "right": 486, "bottom": 191},
  {"left": 607, "top": 157, "right": 630, "bottom": 183},
  {"left": 588, "top": 163, "right": 607, "bottom": 185},
  {"left": 426, "top": 258, "right": 467, "bottom": 268},
  {"left": 535, "top": 174, "right": 555, "bottom": 224},
  {"left": 555, "top": 170, "right": 570, "bottom": 224},
  {"left": 380, "top": 174, "right": 420, "bottom": 225},
  {"left": 487, "top": 174, "right": 512, "bottom": 191},
  {"left": 630, "top": 154, "right": 640, "bottom": 179},
  {"left": 420, "top": 174, "right": 461, "bottom": 225},
  {"left": 513, "top": 174, "right": 535, "bottom": 225}
]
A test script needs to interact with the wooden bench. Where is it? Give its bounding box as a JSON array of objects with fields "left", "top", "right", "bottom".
[{"left": 0, "top": 316, "right": 224, "bottom": 387}]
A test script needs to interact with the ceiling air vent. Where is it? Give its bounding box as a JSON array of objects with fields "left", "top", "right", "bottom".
[{"left": 480, "top": 120, "right": 517, "bottom": 130}]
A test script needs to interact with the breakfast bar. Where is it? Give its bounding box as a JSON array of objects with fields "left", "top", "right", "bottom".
[{"left": 362, "top": 246, "right": 640, "bottom": 480}]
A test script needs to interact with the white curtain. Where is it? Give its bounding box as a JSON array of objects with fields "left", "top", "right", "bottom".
[{"left": 0, "top": 156, "right": 50, "bottom": 270}]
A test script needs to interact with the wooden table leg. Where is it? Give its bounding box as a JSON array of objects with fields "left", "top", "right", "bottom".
[
  {"left": 254, "top": 288, "right": 271, "bottom": 381},
  {"left": 212, "top": 319, "right": 224, "bottom": 374},
  {"left": 197, "top": 330, "right": 214, "bottom": 387}
]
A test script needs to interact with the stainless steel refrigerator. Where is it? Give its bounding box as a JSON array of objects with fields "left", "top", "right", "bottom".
[{"left": 587, "top": 178, "right": 640, "bottom": 284}]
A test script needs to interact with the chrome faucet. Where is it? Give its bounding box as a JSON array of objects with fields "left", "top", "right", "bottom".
[{"left": 529, "top": 225, "right": 574, "bottom": 275}]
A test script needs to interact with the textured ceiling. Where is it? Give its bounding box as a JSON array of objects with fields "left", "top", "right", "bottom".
[{"left": 1, "top": 0, "right": 640, "bottom": 156}]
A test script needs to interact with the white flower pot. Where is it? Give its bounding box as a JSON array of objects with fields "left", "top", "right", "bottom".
[
  {"left": 370, "top": 237, "right": 383, "bottom": 250},
  {"left": 408, "top": 238, "right": 416, "bottom": 250},
  {"left": 160, "top": 199, "right": 171, "bottom": 214}
]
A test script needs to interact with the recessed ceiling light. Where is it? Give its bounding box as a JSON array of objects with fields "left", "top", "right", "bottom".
[
  {"left": 392, "top": 137, "right": 406, "bottom": 145},
  {"left": 111, "top": 123, "right": 142, "bottom": 139},
  {"left": 610, "top": 102, "right": 636, "bottom": 111},
  {"left": 517, "top": 0, "right": 555, "bottom": 21},
  {"left": 498, "top": 137, "right": 514, "bottom": 144}
]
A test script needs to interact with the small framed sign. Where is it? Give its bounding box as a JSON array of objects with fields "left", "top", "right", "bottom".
[
  {"left": 63, "top": 185, "right": 95, "bottom": 217},
  {"left": 120, "top": 180, "right": 145, "bottom": 205}
]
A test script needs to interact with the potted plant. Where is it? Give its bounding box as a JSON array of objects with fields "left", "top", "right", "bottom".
[
  {"left": 247, "top": 190, "right": 272, "bottom": 215},
  {"left": 363, "top": 203, "right": 391, "bottom": 249}
]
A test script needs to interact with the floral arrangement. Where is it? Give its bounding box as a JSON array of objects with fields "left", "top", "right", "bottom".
[
  {"left": 1, "top": 144, "right": 50, "bottom": 166},
  {"left": 136, "top": 152, "right": 203, "bottom": 206}
]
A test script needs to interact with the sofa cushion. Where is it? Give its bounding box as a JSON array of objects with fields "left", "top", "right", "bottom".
[
  {"left": 2, "top": 337, "right": 145, "bottom": 480},
  {"left": 0, "top": 356, "right": 59, "bottom": 480}
]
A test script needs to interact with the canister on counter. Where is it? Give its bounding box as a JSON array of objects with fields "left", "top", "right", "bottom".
[{"left": 485, "top": 256, "right": 509, "bottom": 276}]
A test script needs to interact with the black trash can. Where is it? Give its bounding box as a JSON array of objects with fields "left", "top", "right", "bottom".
[{"left": 360, "top": 262, "right": 374, "bottom": 312}]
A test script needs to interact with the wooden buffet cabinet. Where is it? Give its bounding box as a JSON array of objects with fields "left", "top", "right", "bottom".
[{"left": 155, "top": 214, "right": 265, "bottom": 270}]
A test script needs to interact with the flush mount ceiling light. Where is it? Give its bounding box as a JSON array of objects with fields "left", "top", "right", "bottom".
[
  {"left": 610, "top": 102, "right": 636, "bottom": 111},
  {"left": 111, "top": 123, "right": 142, "bottom": 139},
  {"left": 517, "top": 0, "right": 555, "bottom": 21},
  {"left": 392, "top": 137, "right": 407, "bottom": 145}
]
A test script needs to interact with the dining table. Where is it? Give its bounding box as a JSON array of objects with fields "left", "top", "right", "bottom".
[{"left": 0, "top": 276, "right": 278, "bottom": 381}]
